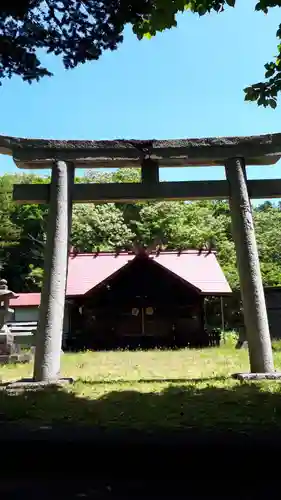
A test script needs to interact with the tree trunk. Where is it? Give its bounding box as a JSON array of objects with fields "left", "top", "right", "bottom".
[{"left": 225, "top": 157, "right": 274, "bottom": 373}]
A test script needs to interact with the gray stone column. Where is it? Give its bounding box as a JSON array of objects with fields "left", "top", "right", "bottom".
[
  {"left": 33, "top": 161, "right": 74, "bottom": 382},
  {"left": 225, "top": 157, "right": 274, "bottom": 373}
]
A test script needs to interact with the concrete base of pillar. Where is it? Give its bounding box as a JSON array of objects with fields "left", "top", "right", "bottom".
[
  {"left": 232, "top": 372, "right": 281, "bottom": 381},
  {"left": 5, "top": 377, "right": 74, "bottom": 391}
]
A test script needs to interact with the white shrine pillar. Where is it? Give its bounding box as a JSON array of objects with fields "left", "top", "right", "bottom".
[
  {"left": 225, "top": 157, "right": 274, "bottom": 373},
  {"left": 33, "top": 161, "right": 74, "bottom": 382}
]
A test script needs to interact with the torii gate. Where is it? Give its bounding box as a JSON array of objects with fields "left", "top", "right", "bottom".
[{"left": 1, "top": 133, "right": 280, "bottom": 382}]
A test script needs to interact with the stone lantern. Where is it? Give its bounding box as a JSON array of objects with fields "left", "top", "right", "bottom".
[{"left": 0, "top": 279, "right": 18, "bottom": 355}]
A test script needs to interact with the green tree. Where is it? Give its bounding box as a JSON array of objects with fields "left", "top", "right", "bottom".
[
  {"left": 26, "top": 265, "right": 44, "bottom": 289},
  {"left": 0, "top": 175, "right": 20, "bottom": 250},
  {"left": 1, "top": 1, "right": 279, "bottom": 106},
  {"left": 84, "top": 168, "right": 143, "bottom": 228},
  {"left": 254, "top": 206, "right": 281, "bottom": 285},
  {"left": 8, "top": 203, "right": 48, "bottom": 290},
  {"left": 71, "top": 203, "right": 135, "bottom": 252},
  {"left": 0, "top": 173, "right": 49, "bottom": 290},
  {"left": 84, "top": 168, "right": 141, "bottom": 184}
]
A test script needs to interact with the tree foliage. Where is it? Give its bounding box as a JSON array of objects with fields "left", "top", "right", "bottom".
[
  {"left": 0, "top": 173, "right": 48, "bottom": 290},
  {"left": 0, "top": 175, "right": 20, "bottom": 250},
  {"left": 1, "top": 169, "right": 281, "bottom": 293},
  {"left": 0, "top": 0, "right": 151, "bottom": 83},
  {"left": 0, "top": 1, "right": 280, "bottom": 106},
  {"left": 71, "top": 203, "right": 135, "bottom": 252}
]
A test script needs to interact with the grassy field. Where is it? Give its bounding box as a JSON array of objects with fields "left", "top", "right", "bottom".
[{"left": 1, "top": 340, "right": 281, "bottom": 432}]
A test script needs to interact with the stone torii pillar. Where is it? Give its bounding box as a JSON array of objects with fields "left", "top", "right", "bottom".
[
  {"left": 33, "top": 161, "right": 74, "bottom": 382},
  {"left": 225, "top": 157, "right": 274, "bottom": 374}
]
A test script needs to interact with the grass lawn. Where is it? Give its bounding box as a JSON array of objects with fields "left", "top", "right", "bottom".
[{"left": 1, "top": 340, "right": 281, "bottom": 432}]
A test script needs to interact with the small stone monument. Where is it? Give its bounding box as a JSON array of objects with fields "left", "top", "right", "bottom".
[{"left": 0, "top": 279, "right": 31, "bottom": 364}]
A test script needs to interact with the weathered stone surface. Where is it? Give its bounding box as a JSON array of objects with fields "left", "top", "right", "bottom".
[
  {"left": 5, "top": 377, "right": 74, "bottom": 390},
  {"left": 13, "top": 178, "right": 281, "bottom": 205},
  {"left": 0, "top": 133, "right": 280, "bottom": 152},
  {"left": 0, "top": 332, "right": 15, "bottom": 355},
  {"left": 33, "top": 162, "right": 72, "bottom": 382},
  {"left": 0, "top": 279, "right": 18, "bottom": 329},
  {"left": 0, "top": 133, "right": 280, "bottom": 168},
  {"left": 31, "top": 346, "right": 63, "bottom": 355},
  {"left": 0, "top": 280, "right": 21, "bottom": 357},
  {"left": 232, "top": 372, "right": 281, "bottom": 381},
  {"left": 225, "top": 158, "right": 274, "bottom": 373}
]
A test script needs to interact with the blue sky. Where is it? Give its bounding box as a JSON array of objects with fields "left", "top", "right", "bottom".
[{"left": 0, "top": 0, "right": 280, "bottom": 196}]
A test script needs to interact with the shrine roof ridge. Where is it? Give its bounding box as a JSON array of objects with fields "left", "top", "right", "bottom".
[
  {"left": 69, "top": 250, "right": 217, "bottom": 258},
  {"left": 0, "top": 133, "right": 281, "bottom": 168}
]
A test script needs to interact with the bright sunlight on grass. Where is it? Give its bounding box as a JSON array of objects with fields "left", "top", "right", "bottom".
[{"left": 1, "top": 340, "right": 281, "bottom": 432}]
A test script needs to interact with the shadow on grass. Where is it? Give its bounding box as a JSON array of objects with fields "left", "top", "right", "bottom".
[
  {"left": 1, "top": 378, "right": 281, "bottom": 434},
  {"left": 1, "top": 380, "right": 281, "bottom": 494}
]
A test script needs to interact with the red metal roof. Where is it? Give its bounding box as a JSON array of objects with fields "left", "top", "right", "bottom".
[
  {"left": 67, "top": 252, "right": 135, "bottom": 296},
  {"left": 151, "top": 252, "right": 231, "bottom": 295},
  {"left": 67, "top": 251, "right": 231, "bottom": 295},
  {"left": 10, "top": 251, "right": 231, "bottom": 307},
  {"left": 10, "top": 293, "right": 41, "bottom": 307}
]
